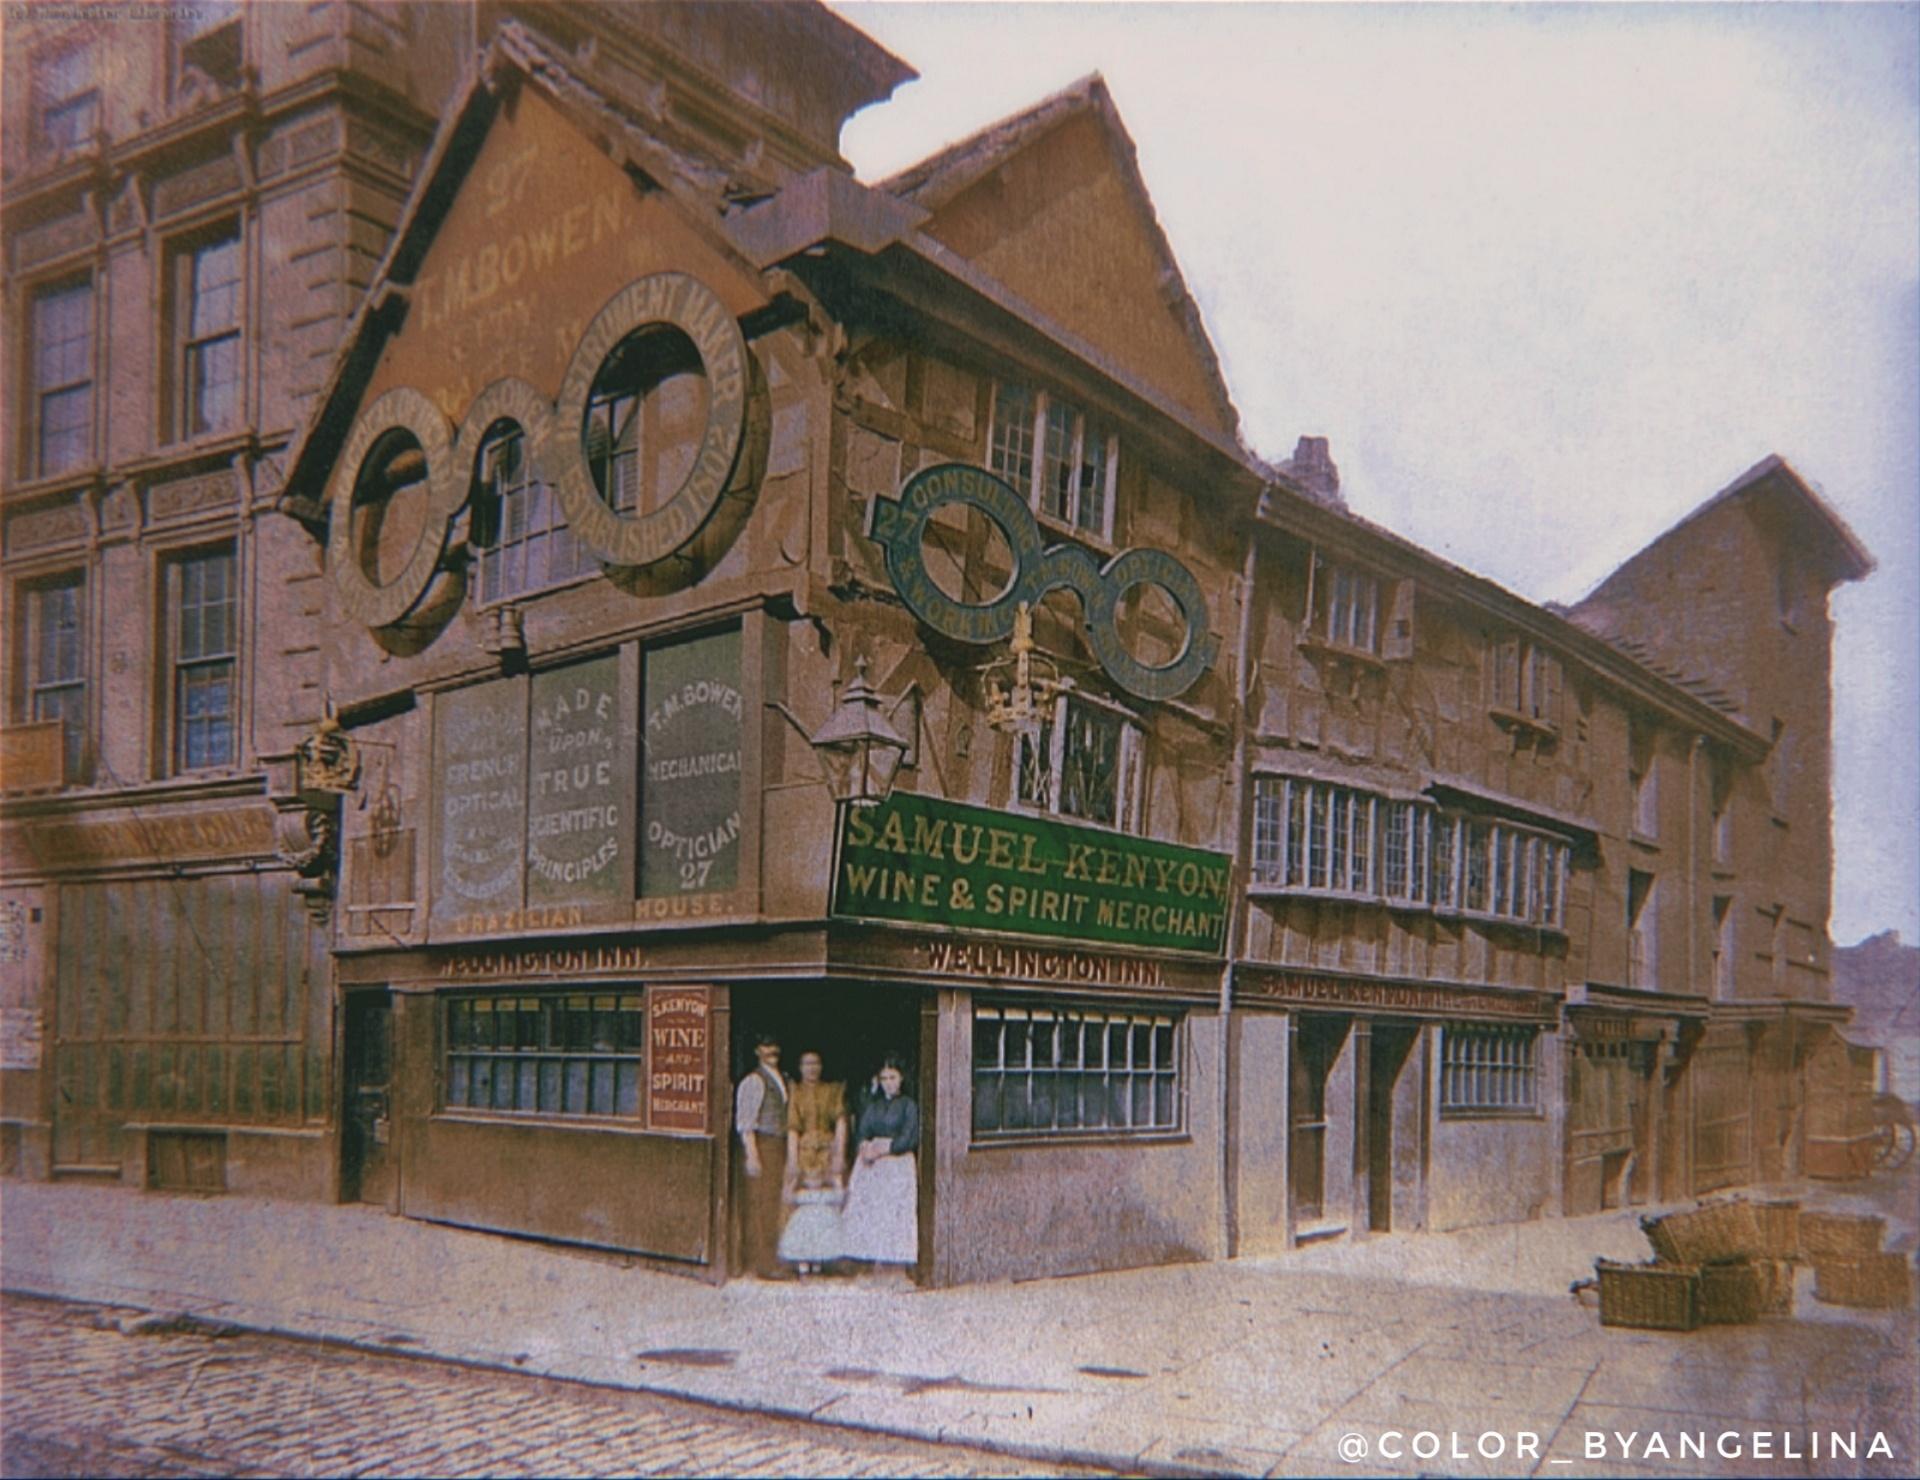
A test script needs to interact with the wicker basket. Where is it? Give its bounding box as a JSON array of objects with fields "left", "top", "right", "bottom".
[
  {"left": 1704, "top": 1259, "right": 1758, "bottom": 1328},
  {"left": 1597, "top": 1259, "right": 1701, "bottom": 1331},
  {"left": 1812, "top": 1254, "right": 1914, "bottom": 1310},
  {"left": 1752, "top": 1257, "right": 1796, "bottom": 1315},
  {"left": 1640, "top": 1214, "right": 1682, "bottom": 1265},
  {"left": 1641, "top": 1200, "right": 1764, "bottom": 1265},
  {"left": 1799, "top": 1212, "right": 1885, "bottom": 1261},
  {"left": 1754, "top": 1200, "right": 1800, "bottom": 1260}
]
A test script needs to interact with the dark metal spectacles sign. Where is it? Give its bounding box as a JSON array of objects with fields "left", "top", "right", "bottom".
[{"left": 864, "top": 463, "right": 1217, "bottom": 701}]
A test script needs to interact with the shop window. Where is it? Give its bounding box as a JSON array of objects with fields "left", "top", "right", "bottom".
[
  {"left": 28, "top": 278, "right": 94, "bottom": 478},
  {"left": 444, "top": 993, "right": 644, "bottom": 1119},
  {"left": 1712, "top": 895, "right": 1734, "bottom": 998},
  {"left": 12, "top": 573, "right": 88, "bottom": 783},
  {"left": 167, "top": 545, "right": 238, "bottom": 772},
  {"left": 33, "top": 39, "right": 98, "bottom": 152},
  {"left": 1439, "top": 1025, "right": 1539, "bottom": 1115},
  {"left": 971, "top": 1002, "right": 1179, "bottom": 1140},
  {"left": 988, "top": 381, "right": 1115, "bottom": 538},
  {"left": 171, "top": 228, "right": 243, "bottom": 440},
  {"left": 1017, "top": 693, "right": 1142, "bottom": 832},
  {"left": 1627, "top": 869, "right": 1658, "bottom": 988},
  {"left": 468, "top": 421, "right": 590, "bottom": 603}
]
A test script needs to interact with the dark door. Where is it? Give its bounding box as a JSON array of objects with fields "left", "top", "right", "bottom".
[
  {"left": 342, "top": 992, "right": 394, "bottom": 1206},
  {"left": 1290, "top": 1015, "right": 1349, "bottom": 1226},
  {"left": 1366, "top": 1024, "right": 1417, "bottom": 1232}
]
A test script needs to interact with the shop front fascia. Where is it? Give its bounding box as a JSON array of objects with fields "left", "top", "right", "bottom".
[
  {"left": 0, "top": 788, "right": 333, "bottom": 1197},
  {"left": 1564, "top": 982, "right": 1709, "bottom": 1207},
  {"left": 1229, "top": 963, "right": 1563, "bottom": 1253}
]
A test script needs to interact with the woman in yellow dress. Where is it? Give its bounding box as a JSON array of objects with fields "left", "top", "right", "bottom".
[{"left": 780, "top": 1050, "right": 848, "bottom": 1273}]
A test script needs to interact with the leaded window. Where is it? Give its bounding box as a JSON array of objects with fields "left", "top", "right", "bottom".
[
  {"left": 988, "top": 381, "right": 1115, "bottom": 538},
  {"left": 1016, "top": 693, "right": 1142, "bottom": 832},
  {"left": 584, "top": 326, "right": 705, "bottom": 520},
  {"left": 1251, "top": 777, "right": 1569, "bottom": 930},
  {"left": 1319, "top": 561, "right": 1380, "bottom": 652},
  {"left": 1381, "top": 800, "right": 1428, "bottom": 906},
  {"left": 972, "top": 1002, "right": 1180, "bottom": 1140},
  {"left": 469, "top": 422, "right": 590, "bottom": 603},
  {"left": 444, "top": 993, "right": 644, "bottom": 1118}
]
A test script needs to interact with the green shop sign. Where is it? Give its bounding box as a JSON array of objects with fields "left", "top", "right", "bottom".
[{"left": 833, "top": 793, "right": 1230, "bottom": 956}]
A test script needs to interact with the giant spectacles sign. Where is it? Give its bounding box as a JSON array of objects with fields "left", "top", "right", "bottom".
[
  {"left": 864, "top": 463, "right": 1219, "bottom": 701},
  {"left": 327, "top": 273, "right": 752, "bottom": 628}
]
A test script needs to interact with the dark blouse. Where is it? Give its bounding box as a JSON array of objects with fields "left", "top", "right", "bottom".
[{"left": 855, "top": 1092, "right": 919, "bottom": 1155}]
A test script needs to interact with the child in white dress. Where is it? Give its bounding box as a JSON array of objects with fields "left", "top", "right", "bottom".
[{"left": 778, "top": 1164, "right": 845, "bottom": 1274}]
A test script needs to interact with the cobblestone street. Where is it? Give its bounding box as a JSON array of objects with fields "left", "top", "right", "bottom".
[{"left": 0, "top": 1295, "right": 1098, "bottom": 1479}]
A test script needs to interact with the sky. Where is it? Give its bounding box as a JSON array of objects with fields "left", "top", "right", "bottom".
[{"left": 831, "top": 0, "right": 1920, "bottom": 946}]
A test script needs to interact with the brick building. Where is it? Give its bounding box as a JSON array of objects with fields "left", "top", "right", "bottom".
[{"left": 1, "top": 1, "right": 1873, "bottom": 1283}]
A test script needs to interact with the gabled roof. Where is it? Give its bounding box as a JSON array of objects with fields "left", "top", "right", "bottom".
[
  {"left": 278, "top": 21, "right": 771, "bottom": 519},
  {"left": 1251, "top": 468, "right": 1776, "bottom": 754},
  {"left": 1577, "top": 454, "right": 1876, "bottom": 607},
  {"left": 878, "top": 73, "right": 1242, "bottom": 446}
]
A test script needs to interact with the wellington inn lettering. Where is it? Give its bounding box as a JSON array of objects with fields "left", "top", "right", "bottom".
[{"left": 919, "top": 939, "right": 1168, "bottom": 990}]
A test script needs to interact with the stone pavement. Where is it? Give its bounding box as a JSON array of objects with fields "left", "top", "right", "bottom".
[
  {"left": 3, "top": 1172, "right": 1915, "bottom": 1478},
  {"left": 0, "top": 1293, "right": 1096, "bottom": 1479}
]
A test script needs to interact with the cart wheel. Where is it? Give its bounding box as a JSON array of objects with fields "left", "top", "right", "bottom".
[{"left": 1883, "top": 1117, "right": 1917, "bottom": 1172}]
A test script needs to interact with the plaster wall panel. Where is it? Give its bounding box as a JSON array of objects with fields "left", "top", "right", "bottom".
[{"left": 934, "top": 1008, "right": 1225, "bottom": 1285}]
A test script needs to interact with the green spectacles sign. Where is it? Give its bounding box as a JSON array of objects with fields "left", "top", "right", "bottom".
[{"left": 833, "top": 792, "right": 1230, "bottom": 956}]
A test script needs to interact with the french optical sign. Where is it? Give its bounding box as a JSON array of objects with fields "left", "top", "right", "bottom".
[{"left": 833, "top": 793, "right": 1229, "bottom": 956}]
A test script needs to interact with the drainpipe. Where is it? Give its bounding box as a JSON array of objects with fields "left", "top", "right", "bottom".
[
  {"left": 1221, "top": 527, "right": 1262, "bottom": 1260},
  {"left": 1688, "top": 734, "right": 1704, "bottom": 997}
]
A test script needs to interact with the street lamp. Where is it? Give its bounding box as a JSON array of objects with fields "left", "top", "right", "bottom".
[{"left": 777, "top": 657, "right": 919, "bottom": 807}]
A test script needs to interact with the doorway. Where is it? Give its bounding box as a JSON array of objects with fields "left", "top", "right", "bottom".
[
  {"left": 341, "top": 991, "right": 394, "bottom": 1206},
  {"left": 1366, "top": 1023, "right": 1419, "bottom": 1232},
  {"left": 1290, "top": 1015, "right": 1351, "bottom": 1229},
  {"left": 728, "top": 983, "right": 923, "bottom": 1116},
  {"left": 725, "top": 982, "right": 925, "bottom": 1277}
]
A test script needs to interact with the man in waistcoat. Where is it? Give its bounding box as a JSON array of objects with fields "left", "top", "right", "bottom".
[{"left": 733, "top": 1033, "right": 792, "bottom": 1278}]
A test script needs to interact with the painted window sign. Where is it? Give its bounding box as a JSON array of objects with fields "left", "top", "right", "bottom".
[
  {"left": 527, "top": 656, "right": 627, "bottom": 908},
  {"left": 641, "top": 628, "right": 742, "bottom": 898},
  {"left": 863, "top": 463, "right": 1218, "bottom": 702},
  {"left": 833, "top": 792, "right": 1229, "bottom": 956},
  {"left": 430, "top": 677, "right": 529, "bottom": 932},
  {"left": 431, "top": 656, "right": 638, "bottom": 936},
  {"left": 327, "top": 273, "right": 752, "bottom": 628},
  {"left": 647, "top": 984, "right": 711, "bottom": 1133}
]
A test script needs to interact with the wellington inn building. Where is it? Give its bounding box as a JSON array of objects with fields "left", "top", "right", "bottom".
[{"left": 0, "top": 0, "right": 1875, "bottom": 1284}]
